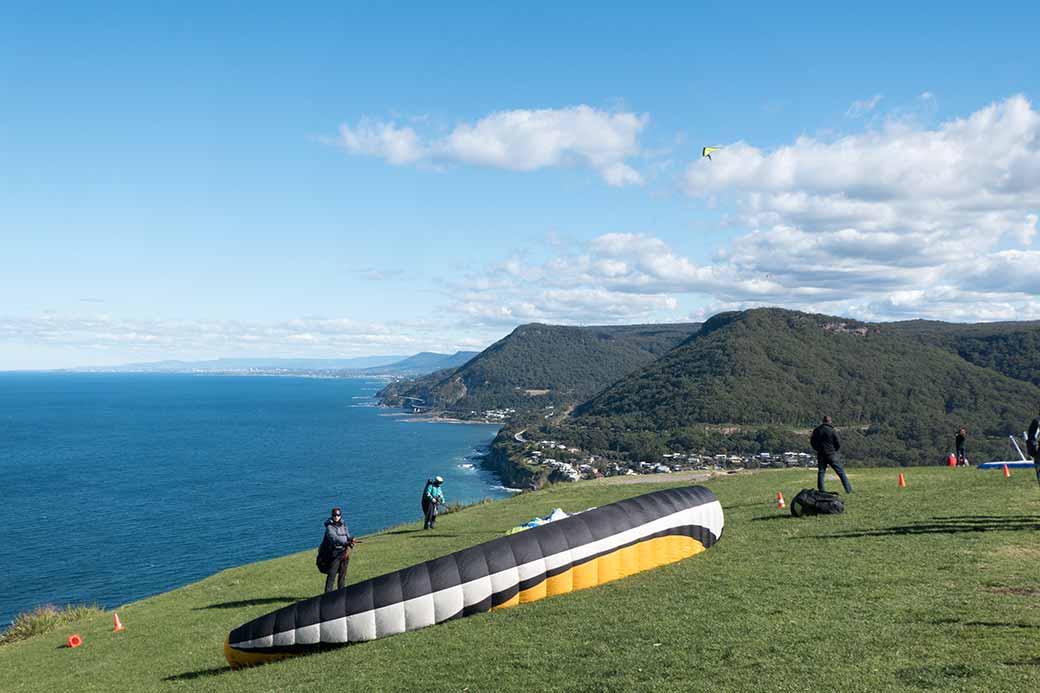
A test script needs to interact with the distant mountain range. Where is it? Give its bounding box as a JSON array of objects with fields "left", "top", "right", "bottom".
[
  {"left": 69, "top": 352, "right": 479, "bottom": 377},
  {"left": 359, "top": 351, "right": 478, "bottom": 376}
]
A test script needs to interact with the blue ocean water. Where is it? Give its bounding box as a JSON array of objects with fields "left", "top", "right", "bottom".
[{"left": 0, "top": 373, "right": 512, "bottom": 627}]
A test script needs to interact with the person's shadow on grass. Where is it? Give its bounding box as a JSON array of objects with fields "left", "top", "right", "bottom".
[
  {"left": 806, "top": 515, "right": 1040, "bottom": 538},
  {"left": 195, "top": 596, "right": 307, "bottom": 610},
  {"left": 164, "top": 666, "right": 231, "bottom": 681}
]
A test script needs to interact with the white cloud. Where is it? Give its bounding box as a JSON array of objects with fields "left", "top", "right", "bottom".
[
  {"left": 334, "top": 118, "right": 424, "bottom": 164},
  {"left": 0, "top": 314, "right": 490, "bottom": 367},
  {"left": 674, "top": 95, "right": 1040, "bottom": 321},
  {"left": 846, "top": 93, "right": 883, "bottom": 118},
  {"left": 331, "top": 106, "right": 648, "bottom": 186}
]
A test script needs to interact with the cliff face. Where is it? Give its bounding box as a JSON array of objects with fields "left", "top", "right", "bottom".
[{"left": 481, "top": 435, "right": 548, "bottom": 490}]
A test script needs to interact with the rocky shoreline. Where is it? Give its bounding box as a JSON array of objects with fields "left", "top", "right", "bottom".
[{"left": 479, "top": 436, "right": 547, "bottom": 490}]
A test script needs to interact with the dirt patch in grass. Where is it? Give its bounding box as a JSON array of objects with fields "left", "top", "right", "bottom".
[
  {"left": 987, "top": 586, "right": 1040, "bottom": 597},
  {"left": 991, "top": 545, "right": 1040, "bottom": 560}
]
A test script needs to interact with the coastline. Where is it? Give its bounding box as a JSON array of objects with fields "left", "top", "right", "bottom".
[
  {"left": 400, "top": 415, "right": 501, "bottom": 425},
  {"left": 481, "top": 432, "right": 549, "bottom": 490},
  {"left": 373, "top": 393, "right": 536, "bottom": 489}
]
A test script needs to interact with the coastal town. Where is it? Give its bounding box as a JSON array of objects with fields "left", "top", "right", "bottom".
[{"left": 518, "top": 436, "right": 817, "bottom": 483}]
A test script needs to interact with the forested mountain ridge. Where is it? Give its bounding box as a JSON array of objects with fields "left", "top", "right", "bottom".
[
  {"left": 378, "top": 322, "right": 701, "bottom": 414},
  {"left": 567, "top": 308, "right": 1040, "bottom": 465},
  {"left": 884, "top": 319, "right": 1040, "bottom": 387}
]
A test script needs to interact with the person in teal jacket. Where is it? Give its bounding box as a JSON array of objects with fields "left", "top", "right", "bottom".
[{"left": 422, "top": 476, "right": 445, "bottom": 529}]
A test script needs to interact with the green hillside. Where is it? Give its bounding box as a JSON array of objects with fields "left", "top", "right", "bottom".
[
  {"left": 3, "top": 468, "right": 1039, "bottom": 691},
  {"left": 886, "top": 319, "right": 1040, "bottom": 387},
  {"left": 379, "top": 322, "right": 700, "bottom": 414},
  {"left": 571, "top": 309, "right": 1040, "bottom": 465}
]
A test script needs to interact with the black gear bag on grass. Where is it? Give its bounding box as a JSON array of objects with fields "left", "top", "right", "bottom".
[{"left": 791, "top": 488, "right": 844, "bottom": 517}]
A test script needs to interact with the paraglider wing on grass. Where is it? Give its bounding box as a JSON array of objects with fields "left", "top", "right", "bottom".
[{"left": 225, "top": 485, "right": 724, "bottom": 668}]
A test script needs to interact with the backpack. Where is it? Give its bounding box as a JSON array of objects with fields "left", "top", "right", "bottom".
[
  {"left": 315, "top": 535, "right": 334, "bottom": 574},
  {"left": 791, "top": 488, "right": 844, "bottom": 517}
]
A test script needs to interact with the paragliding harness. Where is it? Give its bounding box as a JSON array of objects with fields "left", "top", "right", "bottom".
[
  {"left": 316, "top": 535, "right": 355, "bottom": 574},
  {"left": 316, "top": 535, "right": 335, "bottom": 574},
  {"left": 790, "top": 488, "right": 844, "bottom": 517}
]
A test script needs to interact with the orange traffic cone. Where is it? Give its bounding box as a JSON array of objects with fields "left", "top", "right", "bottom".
[
  {"left": 1003, "top": 464, "right": 1011, "bottom": 478},
  {"left": 898, "top": 473, "right": 907, "bottom": 488},
  {"left": 776, "top": 491, "right": 786, "bottom": 509},
  {"left": 113, "top": 612, "right": 124, "bottom": 632},
  {"left": 66, "top": 633, "right": 82, "bottom": 648}
]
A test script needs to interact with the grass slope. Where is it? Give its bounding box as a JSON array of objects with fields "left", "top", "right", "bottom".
[{"left": 3, "top": 468, "right": 1040, "bottom": 692}]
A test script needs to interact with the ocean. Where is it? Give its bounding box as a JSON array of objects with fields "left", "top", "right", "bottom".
[{"left": 0, "top": 373, "right": 513, "bottom": 627}]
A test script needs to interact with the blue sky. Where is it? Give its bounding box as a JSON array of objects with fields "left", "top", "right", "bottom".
[{"left": 2, "top": 2, "right": 1038, "bottom": 368}]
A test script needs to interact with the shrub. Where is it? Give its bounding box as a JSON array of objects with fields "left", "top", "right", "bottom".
[{"left": 0, "top": 604, "right": 105, "bottom": 646}]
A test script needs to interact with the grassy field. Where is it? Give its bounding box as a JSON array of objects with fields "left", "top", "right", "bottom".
[{"left": 3, "top": 466, "right": 1039, "bottom": 692}]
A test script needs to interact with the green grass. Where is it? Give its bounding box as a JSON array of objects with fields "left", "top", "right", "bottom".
[{"left": 2, "top": 467, "right": 1039, "bottom": 691}]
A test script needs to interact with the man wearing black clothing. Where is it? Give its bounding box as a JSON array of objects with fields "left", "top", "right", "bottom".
[
  {"left": 323, "top": 507, "right": 354, "bottom": 593},
  {"left": 955, "top": 428, "right": 968, "bottom": 466},
  {"left": 811, "top": 415, "right": 852, "bottom": 493},
  {"left": 1028, "top": 410, "right": 1040, "bottom": 486}
]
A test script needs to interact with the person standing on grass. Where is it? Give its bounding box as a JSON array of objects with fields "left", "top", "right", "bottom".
[
  {"left": 1028, "top": 409, "right": 1040, "bottom": 486},
  {"left": 421, "top": 476, "right": 445, "bottom": 529},
  {"left": 811, "top": 415, "right": 852, "bottom": 494},
  {"left": 323, "top": 507, "right": 354, "bottom": 592},
  {"left": 955, "top": 428, "right": 968, "bottom": 466}
]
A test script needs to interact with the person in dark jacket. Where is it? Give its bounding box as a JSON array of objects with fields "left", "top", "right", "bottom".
[
  {"left": 810, "top": 415, "right": 852, "bottom": 493},
  {"left": 421, "top": 476, "right": 445, "bottom": 530},
  {"left": 1028, "top": 409, "right": 1040, "bottom": 486},
  {"left": 323, "top": 507, "right": 354, "bottom": 592},
  {"left": 955, "top": 428, "right": 968, "bottom": 466}
]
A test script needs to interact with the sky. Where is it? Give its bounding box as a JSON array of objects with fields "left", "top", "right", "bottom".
[{"left": 2, "top": 2, "right": 1038, "bottom": 369}]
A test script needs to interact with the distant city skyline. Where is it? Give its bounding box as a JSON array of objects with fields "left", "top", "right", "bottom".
[{"left": 2, "top": 3, "right": 1038, "bottom": 369}]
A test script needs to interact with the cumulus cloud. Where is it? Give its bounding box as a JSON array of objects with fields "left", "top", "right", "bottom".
[
  {"left": 444, "top": 234, "right": 736, "bottom": 328},
  {"left": 331, "top": 106, "right": 648, "bottom": 186},
  {"left": 676, "top": 95, "right": 1040, "bottom": 321},
  {"left": 450, "top": 284, "right": 676, "bottom": 328},
  {"left": 341, "top": 95, "right": 1038, "bottom": 328},
  {"left": 334, "top": 118, "right": 424, "bottom": 164}
]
